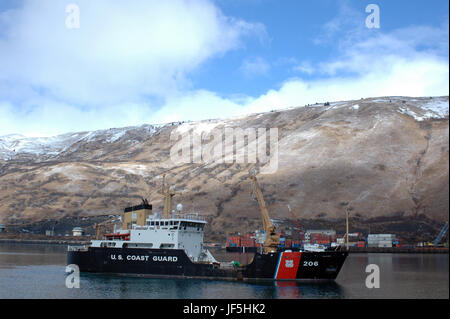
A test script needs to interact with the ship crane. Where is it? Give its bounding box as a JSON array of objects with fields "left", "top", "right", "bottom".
[
  {"left": 434, "top": 222, "right": 449, "bottom": 246},
  {"left": 249, "top": 172, "right": 280, "bottom": 254},
  {"left": 94, "top": 218, "right": 119, "bottom": 240}
]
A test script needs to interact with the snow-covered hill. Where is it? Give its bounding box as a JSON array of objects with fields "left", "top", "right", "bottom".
[
  {"left": 1, "top": 96, "right": 447, "bottom": 161},
  {"left": 0, "top": 96, "right": 448, "bottom": 241}
]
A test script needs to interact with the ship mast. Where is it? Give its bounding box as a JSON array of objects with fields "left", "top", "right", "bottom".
[
  {"left": 159, "top": 174, "right": 176, "bottom": 219},
  {"left": 249, "top": 172, "right": 280, "bottom": 254}
]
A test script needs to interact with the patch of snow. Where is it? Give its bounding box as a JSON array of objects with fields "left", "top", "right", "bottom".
[
  {"left": 44, "top": 165, "right": 85, "bottom": 180},
  {"left": 107, "top": 130, "right": 127, "bottom": 143},
  {"left": 323, "top": 101, "right": 350, "bottom": 111},
  {"left": 0, "top": 124, "right": 163, "bottom": 159},
  {"left": 420, "top": 99, "right": 449, "bottom": 118},
  {"left": 371, "top": 98, "right": 391, "bottom": 103},
  {"left": 352, "top": 104, "right": 360, "bottom": 110},
  {"left": 176, "top": 120, "right": 225, "bottom": 136},
  {"left": 398, "top": 106, "right": 427, "bottom": 121},
  {"left": 398, "top": 98, "right": 449, "bottom": 121},
  {"left": 106, "top": 164, "right": 149, "bottom": 176}
]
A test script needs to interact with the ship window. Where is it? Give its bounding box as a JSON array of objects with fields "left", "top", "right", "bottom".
[
  {"left": 134, "top": 243, "right": 153, "bottom": 248},
  {"left": 160, "top": 243, "right": 175, "bottom": 248},
  {"left": 156, "top": 221, "right": 160, "bottom": 226},
  {"left": 150, "top": 221, "right": 155, "bottom": 226},
  {"left": 101, "top": 242, "right": 116, "bottom": 247}
]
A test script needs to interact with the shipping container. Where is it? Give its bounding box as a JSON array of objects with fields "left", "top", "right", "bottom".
[{"left": 377, "top": 240, "right": 393, "bottom": 248}]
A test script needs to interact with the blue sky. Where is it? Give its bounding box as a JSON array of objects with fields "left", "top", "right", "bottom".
[
  {"left": 0, "top": 0, "right": 448, "bottom": 136},
  {"left": 197, "top": 0, "right": 449, "bottom": 96}
]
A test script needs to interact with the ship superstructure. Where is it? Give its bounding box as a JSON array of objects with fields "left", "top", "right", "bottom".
[{"left": 91, "top": 213, "right": 215, "bottom": 263}]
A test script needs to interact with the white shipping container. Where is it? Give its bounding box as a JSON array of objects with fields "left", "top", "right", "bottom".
[
  {"left": 377, "top": 241, "right": 393, "bottom": 248},
  {"left": 368, "top": 234, "right": 395, "bottom": 239}
]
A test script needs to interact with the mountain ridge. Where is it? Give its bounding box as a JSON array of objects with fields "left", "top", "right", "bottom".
[{"left": 1, "top": 95, "right": 448, "bottom": 241}]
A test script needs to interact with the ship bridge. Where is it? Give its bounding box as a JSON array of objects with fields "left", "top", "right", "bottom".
[{"left": 90, "top": 212, "right": 208, "bottom": 262}]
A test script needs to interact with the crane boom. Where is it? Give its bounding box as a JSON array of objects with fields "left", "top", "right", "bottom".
[
  {"left": 250, "top": 174, "right": 280, "bottom": 253},
  {"left": 94, "top": 218, "right": 116, "bottom": 240},
  {"left": 434, "top": 222, "right": 449, "bottom": 246}
]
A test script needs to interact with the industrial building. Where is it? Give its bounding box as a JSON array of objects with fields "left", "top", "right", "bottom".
[
  {"left": 45, "top": 230, "right": 55, "bottom": 236},
  {"left": 367, "top": 234, "right": 397, "bottom": 248},
  {"left": 72, "top": 227, "right": 84, "bottom": 237}
]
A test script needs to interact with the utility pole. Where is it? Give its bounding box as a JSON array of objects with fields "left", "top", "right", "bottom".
[
  {"left": 346, "top": 207, "right": 349, "bottom": 251},
  {"left": 340, "top": 201, "right": 352, "bottom": 251}
]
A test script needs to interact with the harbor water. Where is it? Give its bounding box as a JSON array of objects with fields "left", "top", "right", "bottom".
[{"left": 0, "top": 243, "right": 448, "bottom": 299}]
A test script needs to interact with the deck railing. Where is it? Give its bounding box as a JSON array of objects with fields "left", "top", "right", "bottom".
[{"left": 67, "top": 245, "right": 88, "bottom": 252}]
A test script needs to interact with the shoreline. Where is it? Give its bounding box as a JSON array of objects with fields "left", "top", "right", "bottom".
[
  {"left": 0, "top": 238, "right": 90, "bottom": 245},
  {"left": 1, "top": 238, "right": 448, "bottom": 253},
  {"left": 346, "top": 246, "right": 448, "bottom": 254}
]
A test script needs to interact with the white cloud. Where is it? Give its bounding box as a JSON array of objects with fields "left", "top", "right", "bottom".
[
  {"left": 239, "top": 56, "right": 270, "bottom": 77},
  {"left": 147, "top": 23, "right": 449, "bottom": 122},
  {"left": 0, "top": 1, "right": 448, "bottom": 137},
  {"left": 318, "top": 25, "right": 449, "bottom": 77},
  {"left": 292, "top": 61, "right": 315, "bottom": 75},
  {"left": 313, "top": 1, "right": 365, "bottom": 47},
  {"left": 0, "top": 0, "right": 265, "bottom": 106}
]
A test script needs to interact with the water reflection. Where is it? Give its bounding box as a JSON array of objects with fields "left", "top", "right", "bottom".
[
  {"left": 273, "top": 281, "right": 342, "bottom": 299},
  {"left": 72, "top": 272, "right": 343, "bottom": 299},
  {"left": 0, "top": 243, "right": 66, "bottom": 268},
  {"left": 0, "top": 244, "right": 448, "bottom": 299}
]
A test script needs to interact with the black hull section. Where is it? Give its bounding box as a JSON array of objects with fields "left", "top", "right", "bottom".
[
  {"left": 226, "top": 246, "right": 258, "bottom": 253},
  {"left": 67, "top": 248, "right": 347, "bottom": 281}
]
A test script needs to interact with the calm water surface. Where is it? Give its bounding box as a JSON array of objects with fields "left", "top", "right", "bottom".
[{"left": 0, "top": 243, "right": 448, "bottom": 299}]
